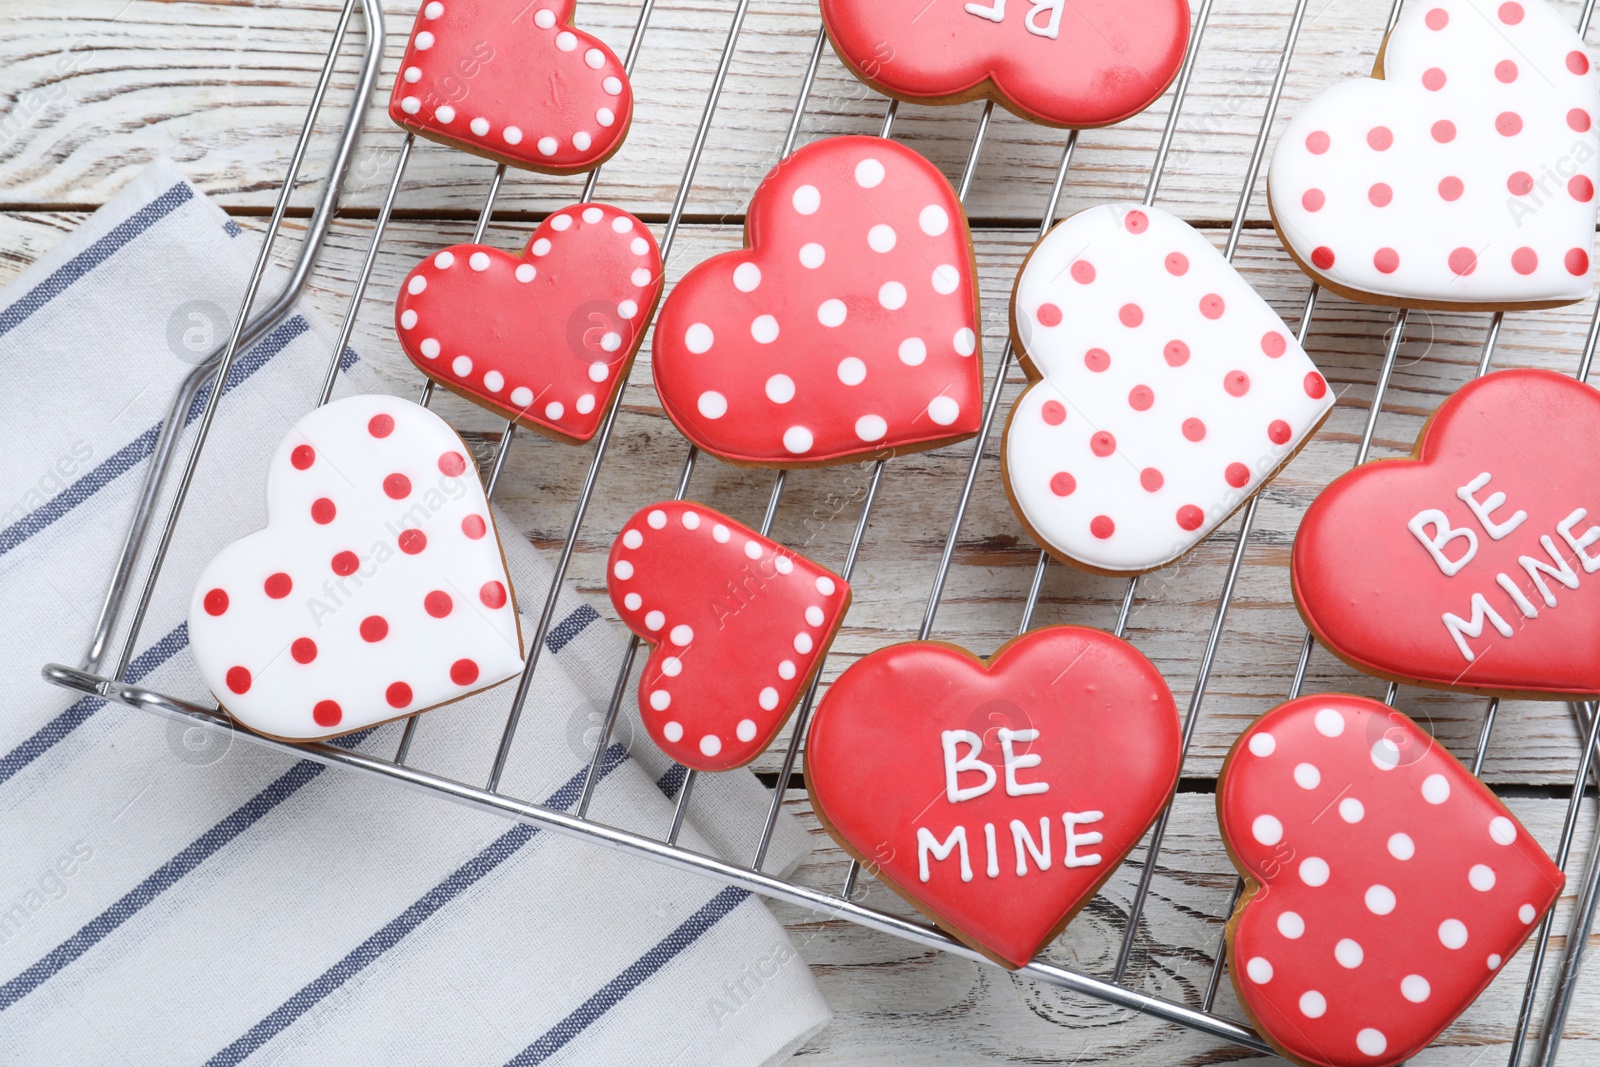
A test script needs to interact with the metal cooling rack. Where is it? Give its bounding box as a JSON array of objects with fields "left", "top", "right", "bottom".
[{"left": 40, "top": 0, "right": 1600, "bottom": 1061}]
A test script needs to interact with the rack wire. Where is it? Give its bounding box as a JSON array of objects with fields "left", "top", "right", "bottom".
[{"left": 40, "top": 0, "right": 1600, "bottom": 1061}]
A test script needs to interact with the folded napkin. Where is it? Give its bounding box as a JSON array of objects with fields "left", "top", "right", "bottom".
[{"left": 0, "top": 157, "right": 828, "bottom": 1065}]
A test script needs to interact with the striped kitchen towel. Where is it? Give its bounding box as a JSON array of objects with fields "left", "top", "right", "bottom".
[{"left": 0, "top": 157, "right": 829, "bottom": 1066}]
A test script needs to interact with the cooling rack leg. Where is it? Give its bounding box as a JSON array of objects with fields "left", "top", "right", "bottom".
[
  {"left": 81, "top": 0, "right": 385, "bottom": 675},
  {"left": 1534, "top": 757, "right": 1600, "bottom": 1067},
  {"left": 1507, "top": 706, "right": 1600, "bottom": 1065}
]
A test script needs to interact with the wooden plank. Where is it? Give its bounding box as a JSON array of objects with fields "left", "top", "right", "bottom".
[{"left": 7, "top": 0, "right": 1591, "bottom": 222}]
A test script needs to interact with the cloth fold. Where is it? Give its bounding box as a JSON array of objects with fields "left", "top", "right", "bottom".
[{"left": 0, "top": 157, "right": 828, "bottom": 1066}]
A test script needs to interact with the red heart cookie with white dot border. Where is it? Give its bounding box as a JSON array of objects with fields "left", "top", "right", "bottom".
[
  {"left": 1293, "top": 368, "right": 1600, "bottom": 701},
  {"left": 389, "top": 0, "right": 632, "bottom": 174},
  {"left": 606, "top": 501, "right": 850, "bottom": 771},
  {"left": 651, "top": 135, "right": 983, "bottom": 468},
  {"left": 1220, "top": 694, "right": 1562, "bottom": 1067},
  {"left": 188, "top": 395, "right": 524, "bottom": 741},
  {"left": 819, "top": 0, "right": 1189, "bottom": 129},
  {"left": 1268, "top": 0, "right": 1600, "bottom": 310},
  {"left": 395, "top": 203, "right": 663, "bottom": 445},
  {"left": 806, "top": 626, "right": 1181, "bottom": 969},
  {"left": 1004, "top": 203, "right": 1335, "bottom": 575}
]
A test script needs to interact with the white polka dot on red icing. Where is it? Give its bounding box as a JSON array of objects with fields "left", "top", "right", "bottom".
[{"left": 605, "top": 501, "right": 849, "bottom": 771}]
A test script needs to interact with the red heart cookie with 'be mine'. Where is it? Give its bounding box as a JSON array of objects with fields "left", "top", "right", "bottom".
[
  {"left": 652, "top": 136, "right": 983, "bottom": 468},
  {"left": 819, "top": 0, "right": 1189, "bottom": 129},
  {"left": 806, "top": 627, "right": 1181, "bottom": 969},
  {"left": 1221, "top": 695, "right": 1562, "bottom": 1067},
  {"left": 1293, "top": 368, "right": 1600, "bottom": 700},
  {"left": 607, "top": 501, "right": 851, "bottom": 771},
  {"left": 389, "top": 0, "right": 633, "bottom": 174},
  {"left": 395, "top": 203, "right": 663, "bottom": 445}
]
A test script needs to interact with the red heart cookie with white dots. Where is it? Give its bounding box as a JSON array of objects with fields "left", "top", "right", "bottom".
[
  {"left": 652, "top": 135, "right": 983, "bottom": 468},
  {"left": 1268, "top": 0, "right": 1600, "bottom": 310},
  {"left": 607, "top": 501, "right": 850, "bottom": 771},
  {"left": 1004, "top": 203, "right": 1335, "bottom": 575},
  {"left": 395, "top": 203, "right": 662, "bottom": 445},
  {"left": 389, "top": 0, "right": 632, "bottom": 174},
  {"left": 1220, "top": 694, "right": 1562, "bottom": 1067},
  {"left": 820, "top": 0, "right": 1189, "bottom": 129},
  {"left": 188, "top": 395, "right": 524, "bottom": 741},
  {"left": 806, "top": 627, "right": 1181, "bottom": 969},
  {"left": 1293, "top": 368, "right": 1600, "bottom": 701}
]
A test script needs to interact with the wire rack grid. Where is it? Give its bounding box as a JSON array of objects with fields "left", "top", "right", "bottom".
[{"left": 38, "top": 0, "right": 1600, "bottom": 1061}]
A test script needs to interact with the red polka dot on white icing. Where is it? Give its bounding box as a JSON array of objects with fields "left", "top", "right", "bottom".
[
  {"left": 1007, "top": 203, "right": 1333, "bottom": 573},
  {"left": 1269, "top": 0, "right": 1600, "bottom": 306}
]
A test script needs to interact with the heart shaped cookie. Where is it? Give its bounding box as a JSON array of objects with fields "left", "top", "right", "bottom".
[
  {"left": 607, "top": 501, "right": 850, "bottom": 771},
  {"left": 651, "top": 135, "right": 983, "bottom": 468},
  {"left": 1268, "top": 0, "right": 1600, "bottom": 310},
  {"left": 1004, "top": 204, "right": 1335, "bottom": 575},
  {"left": 389, "top": 0, "right": 633, "bottom": 174},
  {"left": 1220, "top": 694, "right": 1563, "bottom": 1067},
  {"left": 1294, "top": 368, "right": 1600, "bottom": 700},
  {"left": 820, "top": 0, "right": 1189, "bottom": 129},
  {"left": 395, "top": 203, "right": 663, "bottom": 445},
  {"left": 806, "top": 627, "right": 1181, "bottom": 969},
  {"left": 189, "top": 395, "right": 524, "bottom": 741}
]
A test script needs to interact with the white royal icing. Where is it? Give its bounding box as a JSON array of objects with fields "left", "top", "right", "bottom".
[
  {"left": 1006, "top": 204, "right": 1335, "bottom": 573},
  {"left": 1269, "top": 0, "right": 1600, "bottom": 306},
  {"left": 189, "top": 395, "right": 524, "bottom": 739}
]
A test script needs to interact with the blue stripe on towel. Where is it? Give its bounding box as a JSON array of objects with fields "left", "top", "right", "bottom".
[
  {"left": 203, "top": 744, "right": 633, "bottom": 1067},
  {"left": 504, "top": 885, "right": 752, "bottom": 1066},
  {"left": 0, "top": 183, "right": 193, "bottom": 342},
  {"left": 0, "top": 727, "right": 380, "bottom": 1011},
  {"left": 0, "top": 315, "right": 311, "bottom": 558},
  {"left": 0, "top": 622, "right": 188, "bottom": 788}
]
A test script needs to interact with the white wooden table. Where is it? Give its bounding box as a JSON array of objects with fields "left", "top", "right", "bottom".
[{"left": 4, "top": 0, "right": 1599, "bottom": 1062}]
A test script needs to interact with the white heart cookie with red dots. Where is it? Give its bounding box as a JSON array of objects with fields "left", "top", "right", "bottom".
[
  {"left": 607, "top": 501, "right": 850, "bottom": 771},
  {"left": 395, "top": 203, "right": 663, "bottom": 445},
  {"left": 1268, "top": 0, "right": 1600, "bottom": 310},
  {"left": 388, "top": 0, "right": 632, "bottom": 175},
  {"left": 651, "top": 135, "right": 983, "bottom": 468},
  {"left": 189, "top": 396, "right": 524, "bottom": 741},
  {"left": 1221, "top": 694, "right": 1563, "bottom": 1067},
  {"left": 1004, "top": 204, "right": 1335, "bottom": 575}
]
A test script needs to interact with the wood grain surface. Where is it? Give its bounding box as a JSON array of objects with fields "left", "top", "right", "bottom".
[{"left": 4, "top": 0, "right": 1599, "bottom": 1062}]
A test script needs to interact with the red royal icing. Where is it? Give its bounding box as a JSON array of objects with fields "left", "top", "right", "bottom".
[
  {"left": 1221, "top": 694, "right": 1562, "bottom": 1067},
  {"left": 1294, "top": 369, "right": 1600, "bottom": 699},
  {"left": 387, "top": 0, "right": 632, "bottom": 174},
  {"left": 652, "top": 137, "right": 983, "bottom": 467},
  {"left": 819, "top": 0, "right": 1189, "bottom": 129},
  {"left": 805, "top": 626, "right": 1181, "bottom": 969},
  {"left": 607, "top": 501, "right": 851, "bottom": 772},
  {"left": 396, "top": 203, "right": 663, "bottom": 445}
]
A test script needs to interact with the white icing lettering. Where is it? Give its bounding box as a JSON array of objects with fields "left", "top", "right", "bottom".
[
  {"left": 984, "top": 822, "right": 999, "bottom": 878},
  {"left": 917, "top": 826, "right": 973, "bottom": 883},
  {"left": 1496, "top": 572, "right": 1539, "bottom": 619},
  {"left": 1025, "top": 0, "right": 1064, "bottom": 38},
  {"left": 1520, "top": 536, "right": 1580, "bottom": 606},
  {"left": 1443, "top": 593, "right": 1515, "bottom": 663},
  {"left": 1063, "top": 811, "right": 1105, "bottom": 868},
  {"left": 961, "top": 0, "right": 1061, "bottom": 39},
  {"left": 1010, "top": 817, "right": 1052, "bottom": 876},
  {"left": 1409, "top": 509, "right": 1478, "bottom": 576},
  {"left": 941, "top": 730, "right": 996, "bottom": 803},
  {"left": 963, "top": 0, "right": 1005, "bottom": 22},
  {"left": 1557, "top": 509, "right": 1600, "bottom": 573},
  {"left": 998, "top": 727, "right": 1048, "bottom": 796},
  {"left": 1457, "top": 473, "right": 1527, "bottom": 541}
]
